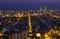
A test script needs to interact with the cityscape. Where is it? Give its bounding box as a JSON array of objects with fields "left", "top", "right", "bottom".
[
  {"left": 0, "top": 0, "right": 60, "bottom": 39},
  {"left": 0, "top": 6, "right": 60, "bottom": 39}
]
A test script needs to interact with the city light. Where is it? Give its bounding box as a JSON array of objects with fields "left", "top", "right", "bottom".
[
  {"left": 16, "top": 13, "right": 21, "bottom": 17},
  {"left": 0, "top": 7, "right": 60, "bottom": 39},
  {"left": 33, "top": 38, "right": 36, "bottom": 39},
  {"left": 58, "top": 33, "right": 60, "bottom": 36},
  {"left": 36, "top": 33, "right": 41, "bottom": 37},
  {"left": 0, "top": 33, "right": 4, "bottom": 36},
  {"left": 45, "top": 34, "right": 49, "bottom": 37},
  {"left": 45, "top": 34, "right": 51, "bottom": 39},
  {"left": 5, "top": 14, "right": 9, "bottom": 17},
  {"left": 45, "top": 37, "right": 51, "bottom": 39},
  {"left": 29, "top": 33, "right": 33, "bottom": 36}
]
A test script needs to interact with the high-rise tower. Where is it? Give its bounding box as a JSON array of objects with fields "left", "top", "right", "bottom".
[
  {"left": 44, "top": 6, "right": 47, "bottom": 11},
  {"left": 40, "top": 6, "right": 42, "bottom": 11}
]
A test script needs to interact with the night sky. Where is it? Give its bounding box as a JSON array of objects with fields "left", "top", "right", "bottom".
[{"left": 0, "top": 0, "right": 60, "bottom": 10}]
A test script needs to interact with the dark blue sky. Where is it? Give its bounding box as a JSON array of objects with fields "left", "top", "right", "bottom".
[{"left": 0, "top": 0, "right": 60, "bottom": 10}]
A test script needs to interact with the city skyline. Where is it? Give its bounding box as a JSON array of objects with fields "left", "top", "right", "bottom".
[{"left": 0, "top": 0, "right": 60, "bottom": 39}]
